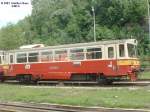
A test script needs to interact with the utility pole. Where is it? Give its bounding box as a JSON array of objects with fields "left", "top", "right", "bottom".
[{"left": 92, "top": 6, "right": 96, "bottom": 42}]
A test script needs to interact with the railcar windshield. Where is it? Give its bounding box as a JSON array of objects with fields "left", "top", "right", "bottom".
[{"left": 127, "top": 43, "right": 137, "bottom": 58}]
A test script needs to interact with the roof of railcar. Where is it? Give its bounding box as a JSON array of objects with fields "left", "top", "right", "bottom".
[{"left": 7, "top": 39, "right": 137, "bottom": 53}]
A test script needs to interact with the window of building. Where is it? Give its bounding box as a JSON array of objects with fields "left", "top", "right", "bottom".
[
  {"left": 41, "top": 51, "right": 53, "bottom": 62},
  {"left": 108, "top": 47, "right": 114, "bottom": 58},
  {"left": 119, "top": 44, "right": 125, "bottom": 57},
  {"left": 70, "top": 48, "right": 84, "bottom": 60},
  {"left": 28, "top": 52, "right": 39, "bottom": 62},
  {"left": 17, "top": 53, "right": 27, "bottom": 63},
  {"left": 86, "top": 47, "right": 102, "bottom": 59},
  {"left": 54, "top": 50, "right": 67, "bottom": 61}
]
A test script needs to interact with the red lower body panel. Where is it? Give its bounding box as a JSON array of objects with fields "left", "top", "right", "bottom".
[{"left": 5, "top": 60, "right": 140, "bottom": 80}]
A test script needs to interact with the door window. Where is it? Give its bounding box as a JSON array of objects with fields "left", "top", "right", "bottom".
[
  {"left": 119, "top": 44, "right": 125, "bottom": 57},
  {"left": 108, "top": 47, "right": 114, "bottom": 58},
  {"left": 10, "top": 54, "right": 14, "bottom": 63}
]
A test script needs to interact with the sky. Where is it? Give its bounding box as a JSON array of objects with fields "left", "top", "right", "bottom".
[{"left": 0, "top": 0, "right": 32, "bottom": 28}]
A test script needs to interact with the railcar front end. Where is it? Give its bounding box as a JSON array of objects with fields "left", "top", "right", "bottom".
[{"left": 116, "top": 42, "right": 140, "bottom": 81}]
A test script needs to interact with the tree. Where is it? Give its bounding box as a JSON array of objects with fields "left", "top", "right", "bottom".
[
  {"left": 0, "top": 24, "right": 25, "bottom": 50},
  {"left": 0, "top": 0, "right": 149, "bottom": 56}
]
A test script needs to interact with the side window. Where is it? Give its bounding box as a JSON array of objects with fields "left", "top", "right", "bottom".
[
  {"left": 17, "top": 53, "right": 27, "bottom": 63},
  {"left": 9, "top": 54, "right": 14, "bottom": 63},
  {"left": 119, "top": 44, "right": 125, "bottom": 57},
  {"left": 28, "top": 52, "right": 39, "bottom": 62},
  {"left": 108, "top": 47, "right": 114, "bottom": 58},
  {"left": 86, "top": 47, "right": 102, "bottom": 59},
  {"left": 54, "top": 50, "right": 67, "bottom": 61},
  {"left": 41, "top": 51, "right": 53, "bottom": 62},
  {"left": 70, "top": 48, "right": 84, "bottom": 60}
]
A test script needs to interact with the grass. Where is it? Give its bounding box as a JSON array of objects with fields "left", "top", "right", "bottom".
[
  {"left": 139, "top": 72, "right": 150, "bottom": 79},
  {"left": 0, "top": 84, "right": 150, "bottom": 109}
]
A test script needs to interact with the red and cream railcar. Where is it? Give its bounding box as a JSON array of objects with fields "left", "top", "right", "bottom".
[{"left": 3, "top": 39, "right": 140, "bottom": 83}]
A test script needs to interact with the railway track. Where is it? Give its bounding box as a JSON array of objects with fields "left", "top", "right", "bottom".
[
  {"left": 0, "top": 102, "right": 149, "bottom": 112},
  {"left": 0, "top": 102, "right": 80, "bottom": 112},
  {"left": 2, "top": 79, "right": 150, "bottom": 87}
]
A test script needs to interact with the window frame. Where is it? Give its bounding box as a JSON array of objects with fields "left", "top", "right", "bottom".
[
  {"left": 9, "top": 53, "right": 14, "bottom": 64},
  {"left": 69, "top": 47, "right": 85, "bottom": 61},
  {"left": 54, "top": 49, "right": 68, "bottom": 62},
  {"left": 40, "top": 50, "right": 53, "bottom": 62},
  {"left": 16, "top": 52, "right": 27, "bottom": 63},
  {"left": 127, "top": 43, "right": 137, "bottom": 58},
  {"left": 119, "top": 44, "right": 125, "bottom": 58},
  {"left": 105, "top": 45, "right": 116, "bottom": 59},
  {"left": 28, "top": 52, "right": 39, "bottom": 63},
  {"left": 86, "top": 46, "right": 103, "bottom": 60}
]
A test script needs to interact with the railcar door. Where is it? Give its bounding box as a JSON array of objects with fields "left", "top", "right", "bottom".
[
  {"left": 105, "top": 44, "right": 118, "bottom": 76},
  {"left": 6, "top": 53, "right": 15, "bottom": 77},
  {"left": 9, "top": 53, "right": 15, "bottom": 64}
]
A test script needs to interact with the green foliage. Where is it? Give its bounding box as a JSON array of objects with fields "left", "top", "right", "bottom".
[
  {"left": 0, "top": 0, "right": 149, "bottom": 56},
  {"left": 0, "top": 24, "right": 26, "bottom": 50}
]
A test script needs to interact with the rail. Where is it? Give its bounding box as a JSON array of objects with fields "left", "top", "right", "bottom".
[{"left": 0, "top": 102, "right": 149, "bottom": 112}]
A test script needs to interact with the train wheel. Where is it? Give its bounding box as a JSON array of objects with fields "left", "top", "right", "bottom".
[
  {"left": 105, "top": 79, "right": 113, "bottom": 85},
  {"left": 98, "top": 79, "right": 113, "bottom": 85},
  {"left": 17, "top": 74, "right": 32, "bottom": 84},
  {"left": 96, "top": 75, "right": 113, "bottom": 85},
  {"left": 31, "top": 79, "right": 38, "bottom": 84}
]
